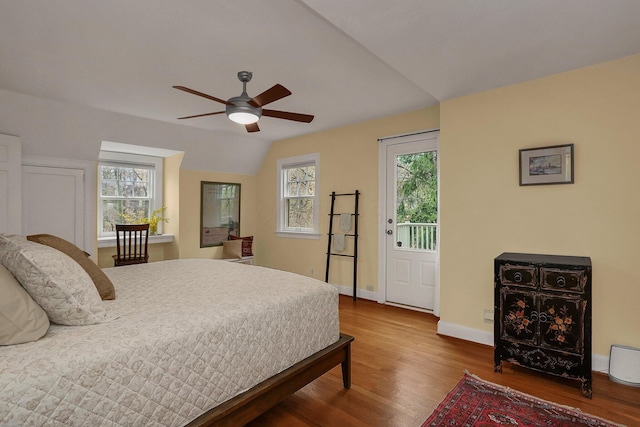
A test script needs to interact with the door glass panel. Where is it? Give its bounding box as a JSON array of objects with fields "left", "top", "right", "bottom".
[{"left": 395, "top": 151, "right": 438, "bottom": 251}]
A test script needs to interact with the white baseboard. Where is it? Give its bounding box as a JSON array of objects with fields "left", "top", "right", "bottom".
[
  {"left": 331, "top": 283, "right": 379, "bottom": 301},
  {"left": 437, "top": 320, "right": 609, "bottom": 373},
  {"left": 437, "top": 320, "right": 494, "bottom": 347},
  {"left": 593, "top": 354, "right": 609, "bottom": 373}
]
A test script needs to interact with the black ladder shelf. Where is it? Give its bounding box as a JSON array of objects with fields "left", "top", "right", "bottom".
[{"left": 325, "top": 190, "right": 360, "bottom": 301}]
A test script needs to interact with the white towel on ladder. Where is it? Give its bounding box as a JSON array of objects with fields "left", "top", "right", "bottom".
[
  {"left": 333, "top": 233, "right": 346, "bottom": 252},
  {"left": 339, "top": 213, "right": 352, "bottom": 231}
]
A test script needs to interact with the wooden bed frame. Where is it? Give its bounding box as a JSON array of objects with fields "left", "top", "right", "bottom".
[{"left": 187, "top": 333, "right": 354, "bottom": 427}]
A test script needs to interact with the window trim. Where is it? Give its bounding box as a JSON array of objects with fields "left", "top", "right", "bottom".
[
  {"left": 98, "top": 151, "right": 163, "bottom": 238},
  {"left": 276, "top": 153, "right": 320, "bottom": 239}
]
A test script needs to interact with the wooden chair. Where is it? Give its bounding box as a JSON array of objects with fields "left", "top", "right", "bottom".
[{"left": 113, "top": 224, "right": 149, "bottom": 266}]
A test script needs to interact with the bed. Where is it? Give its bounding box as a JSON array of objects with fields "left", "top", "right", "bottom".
[{"left": 0, "top": 249, "right": 352, "bottom": 426}]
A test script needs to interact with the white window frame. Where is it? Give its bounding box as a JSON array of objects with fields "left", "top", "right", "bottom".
[
  {"left": 98, "top": 151, "right": 163, "bottom": 238},
  {"left": 276, "top": 153, "right": 320, "bottom": 239}
]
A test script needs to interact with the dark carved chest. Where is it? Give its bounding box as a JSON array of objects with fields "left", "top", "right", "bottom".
[{"left": 494, "top": 252, "right": 592, "bottom": 397}]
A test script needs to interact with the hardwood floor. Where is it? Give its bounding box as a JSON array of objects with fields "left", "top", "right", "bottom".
[{"left": 249, "top": 295, "right": 640, "bottom": 426}]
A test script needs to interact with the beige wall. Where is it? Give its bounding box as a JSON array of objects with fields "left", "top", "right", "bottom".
[
  {"left": 163, "top": 152, "right": 183, "bottom": 260},
  {"left": 256, "top": 107, "right": 440, "bottom": 288},
  {"left": 178, "top": 169, "right": 258, "bottom": 260},
  {"left": 439, "top": 54, "right": 640, "bottom": 355}
]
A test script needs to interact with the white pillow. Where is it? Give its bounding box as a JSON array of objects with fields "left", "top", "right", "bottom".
[
  {"left": 0, "top": 263, "right": 50, "bottom": 345},
  {"left": 0, "top": 235, "right": 113, "bottom": 326}
]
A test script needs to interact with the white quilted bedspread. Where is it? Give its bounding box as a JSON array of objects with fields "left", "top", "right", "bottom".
[{"left": 0, "top": 259, "right": 339, "bottom": 426}]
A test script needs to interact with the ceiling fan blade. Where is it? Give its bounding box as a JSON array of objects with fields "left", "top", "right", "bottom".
[
  {"left": 248, "top": 84, "right": 292, "bottom": 107},
  {"left": 173, "top": 86, "right": 231, "bottom": 105},
  {"left": 262, "top": 109, "right": 314, "bottom": 123},
  {"left": 177, "top": 111, "right": 225, "bottom": 120},
  {"left": 245, "top": 123, "right": 260, "bottom": 133}
]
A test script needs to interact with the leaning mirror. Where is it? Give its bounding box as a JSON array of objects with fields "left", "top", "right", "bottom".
[{"left": 200, "top": 181, "right": 241, "bottom": 247}]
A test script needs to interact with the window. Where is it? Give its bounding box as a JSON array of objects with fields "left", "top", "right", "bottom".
[
  {"left": 277, "top": 153, "right": 320, "bottom": 238},
  {"left": 98, "top": 152, "right": 163, "bottom": 237},
  {"left": 218, "top": 183, "right": 238, "bottom": 225}
]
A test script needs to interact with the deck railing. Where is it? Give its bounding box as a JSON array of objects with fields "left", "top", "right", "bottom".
[{"left": 396, "top": 222, "right": 437, "bottom": 251}]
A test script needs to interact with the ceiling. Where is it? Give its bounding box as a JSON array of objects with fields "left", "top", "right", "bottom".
[{"left": 1, "top": 0, "right": 639, "bottom": 146}]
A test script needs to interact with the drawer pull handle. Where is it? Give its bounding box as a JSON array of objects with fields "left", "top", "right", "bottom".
[
  {"left": 514, "top": 272, "right": 523, "bottom": 282},
  {"left": 556, "top": 276, "right": 566, "bottom": 287}
]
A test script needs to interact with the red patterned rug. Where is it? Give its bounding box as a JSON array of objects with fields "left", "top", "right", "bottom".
[{"left": 423, "top": 373, "right": 622, "bottom": 427}]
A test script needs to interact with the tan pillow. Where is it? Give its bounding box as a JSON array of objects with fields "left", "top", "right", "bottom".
[
  {"left": 27, "top": 234, "right": 115, "bottom": 300},
  {"left": 229, "top": 235, "right": 254, "bottom": 257},
  {"left": 222, "top": 239, "right": 243, "bottom": 259},
  {"left": 0, "top": 263, "right": 50, "bottom": 345}
]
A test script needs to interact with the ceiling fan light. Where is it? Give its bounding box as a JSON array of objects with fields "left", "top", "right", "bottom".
[{"left": 228, "top": 111, "right": 259, "bottom": 124}]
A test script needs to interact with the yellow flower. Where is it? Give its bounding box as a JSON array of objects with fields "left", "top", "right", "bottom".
[{"left": 123, "top": 207, "right": 169, "bottom": 235}]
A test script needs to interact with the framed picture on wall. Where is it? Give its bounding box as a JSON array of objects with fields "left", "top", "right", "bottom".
[{"left": 519, "top": 143, "right": 574, "bottom": 186}]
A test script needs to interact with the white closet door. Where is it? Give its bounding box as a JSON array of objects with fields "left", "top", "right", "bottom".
[
  {"left": 22, "top": 165, "right": 84, "bottom": 248},
  {"left": 0, "top": 134, "right": 22, "bottom": 234}
]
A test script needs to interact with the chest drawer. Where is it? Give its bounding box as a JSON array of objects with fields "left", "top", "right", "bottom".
[
  {"left": 499, "top": 264, "right": 537, "bottom": 288},
  {"left": 540, "top": 268, "right": 585, "bottom": 293}
]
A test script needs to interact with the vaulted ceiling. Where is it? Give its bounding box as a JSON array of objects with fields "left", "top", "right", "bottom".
[{"left": 1, "top": 0, "right": 639, "bottom": 147}]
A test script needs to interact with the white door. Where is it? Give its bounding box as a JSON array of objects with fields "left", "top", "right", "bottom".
[
  {"left": 384, "top": 133, "right": 439, "bottom": 310},
  {"left": 0, "top": 134, "right": 22, "bottom": 234},
  {"left": 22, "top": 165, "right": 85, "bottom": 249}
]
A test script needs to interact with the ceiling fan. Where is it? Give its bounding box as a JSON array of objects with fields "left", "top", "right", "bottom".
[{"left": 173, "top": 71, "right": 314, "bottom": 133}]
